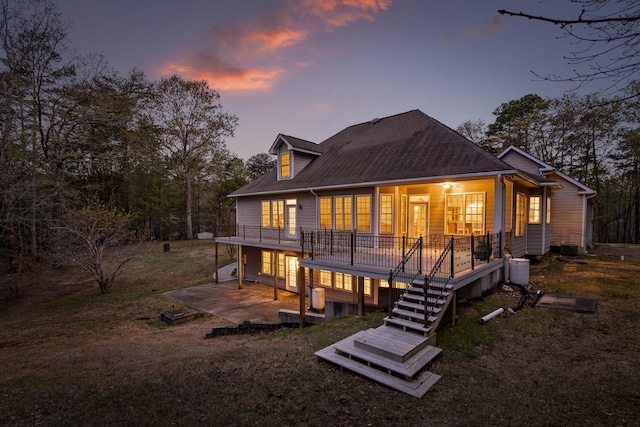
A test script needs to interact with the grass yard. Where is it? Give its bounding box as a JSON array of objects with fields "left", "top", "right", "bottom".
[{"left": 1, "top": 241, "right": 639, "bottom": 426}]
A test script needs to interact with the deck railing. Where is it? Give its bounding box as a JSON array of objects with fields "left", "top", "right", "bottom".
[
  {"left": 214, "top": 224, "right": 298, "bottom": 244},
  {"left": 301, "top": 230, "right": 501, "bottom": 279},
  {"left": 215, "top": 224, "right": 501, "bottom": 278}
]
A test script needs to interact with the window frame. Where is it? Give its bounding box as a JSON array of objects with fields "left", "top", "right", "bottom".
[
  {"left": 319, "top": 197, "right": 332, "bottom": 229},
  {"left": 529, "top": 195, "right": 541, "bottom": 224},
  {"left": 445, "top": 192, "right": 485, "bottom": 235},
  {"left": 279, "top": 151, "right": 291, "bottom": 179},
  {"left": 379, "top": 194, "right": 394, "bottom": 234},
  {"left": 334, "top": 196, "right": 353, "bottom": 231},
  {"left": 515, "top": 192, "right": 526, "bottom": 236},
  {"left": 355, "top": 195, "right": 371, "bottom": 233},
  {"left": 546, "top": 196, "right": 551, "bottom": 224}
]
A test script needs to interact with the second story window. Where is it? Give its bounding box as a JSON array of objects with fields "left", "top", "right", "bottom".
[
  {"left": 279, "top": 152, "right": 291, "bottom": 179},
  {"left": 334, "top": 196, "right": 353, "bottom": 231}
]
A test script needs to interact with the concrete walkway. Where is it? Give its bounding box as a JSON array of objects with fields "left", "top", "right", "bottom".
[{"left": 164, "top": 272, "right": 301, "bottom": 324}]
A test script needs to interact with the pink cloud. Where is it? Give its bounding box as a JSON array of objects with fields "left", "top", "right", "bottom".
[{"left": 158, "top": 0, "right": 392, "bottom": 91}]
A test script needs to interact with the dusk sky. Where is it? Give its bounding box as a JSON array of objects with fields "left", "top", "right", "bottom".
[{"left": 58, "top": 0, "right": 590, "bottom": 160}]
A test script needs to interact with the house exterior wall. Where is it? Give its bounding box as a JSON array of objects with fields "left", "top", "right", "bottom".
[
  {"left": 508, "top": 181, "right": 528, "bottom": 258},
  {"left": 500, "top": 151, "right": 541, "bottom": 175},
  {"left": 548, "top": 173, "right": 589, "bottom": 252}
]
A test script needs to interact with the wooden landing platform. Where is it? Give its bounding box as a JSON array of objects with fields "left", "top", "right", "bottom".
[{"left": 316, "top": 329, "right": 442, "bottom": 398}]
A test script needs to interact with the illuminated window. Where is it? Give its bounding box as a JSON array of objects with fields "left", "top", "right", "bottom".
[
  {"left": 546, "top": 197, "right": 551, "bottom": 224},
  {"left": 272, "top": 200, "right": 284, "bottom": 228},
  {"left": 529, "top": 196, "right": 541, "bottom": 224},
  {"left": 334, "top": 196, "right": 352, "bottom": 231},
  {"left": 364, "top": 277, "right": 371, "bottom": 296},
  {"left": 261, "top": 201, "right": 270, "bottom": 228},
  {"left": 279, "top": 152, "right": 290, "bottom": 178},
  {"left": 261, "top": 251, "right": 272, "bottom": 275},
  {"left": 319, "top": 270, "right": 332, "bottom": 287},
  {"left": 319, "top": 197, "right": 331, "bottom": 229},
  {"left": 516, "top": 192, "right": 526, "bottom": 236},
  {"left": 355, "top": 195, "right": 371, "bottom": 232},
  {"left": 335, "top": 272, "right": 352, "bottom": 291},
  {"left": 445, "top": 193, "right": 485, "bottom": 234},
  {"left": 380, "top": 194, "right": 393, "bottom": 233},
  {"left": 400, "top": 195, "right": 407, "bottom": 234},
  {"left": 277, "top": 253, "right": 285, "bottom": 278}
]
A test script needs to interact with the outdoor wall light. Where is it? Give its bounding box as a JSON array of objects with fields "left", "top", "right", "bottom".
[{"left": 443, "top": 182, "right": 451, "bottom": 189}]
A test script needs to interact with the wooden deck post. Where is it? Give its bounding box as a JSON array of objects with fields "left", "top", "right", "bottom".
[
  {"left": 214, "top": 241, "right": 219, "bottom": 284},
  {"left": 357, "top": 276, "right": 365, "bottom": 316},
  {"left": 298, "top": 265, "right": 306, "bottom": 329},
  {"left": 273, "top": 250, "right": 278, "bottom": 301},
  {"left": 446, "top": 291, "right": 457, "bottom": 327},
  {"left": 238, "top": 245, "right": 243, "bottom": 289}
]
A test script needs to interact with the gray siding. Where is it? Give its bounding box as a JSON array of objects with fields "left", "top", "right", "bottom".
[
  {"left": 549, "top": 173, "right": 587, "bottom": 250},
  {"left": 500, "top": 151, "right": 542, "bottom": 175}
]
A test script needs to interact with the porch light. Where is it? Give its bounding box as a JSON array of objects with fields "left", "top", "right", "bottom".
[{"left": 443, "top": 182, "right": 451, "bottom": 189}]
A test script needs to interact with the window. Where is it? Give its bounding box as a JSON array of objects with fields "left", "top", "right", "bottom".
[
  {"left": 335, "top": 272, "right": 352, "bottom": 291},
  {"left": 261, "top": 201, "right": 270, "bottom": 228},
  {"left": 546, "top": 197, "right": 551, "bottom": 224},
  {"left": 400, "top": 195, "right": 407, "bottom": 234},
  {"left": 334, "top": 196, "right": 352, "bottom": 231},
  {"left": 277, "top": 253, "right": 285, "bottom": 278},
  {"left": 279, "top": 152, "right": 290, "bottom": 178},
  {"left": 319, "top": 197, "right": 332, "bottom": 229},
  {"left": 355, "top": 195, "right": 371, "bottom": 232},
  {"left": 272, "top": 200, "right": 284, "bottom": 228},
  {"left": 319, "top": 270, "right": 332, "bottom": 287},
  {"left": 380, "top": 194, "right": 393, "bottom": 233},
  {"left": 364, "top": 277, "right": 371, "bottom": 296},
  {"left": 261, "top": 251, "right": 272, "bottom": 275},
  {"left": 516, "top": 192, "right": 526, "bottom": 236},
  {"left": 445, "top": 193, "right": 485, "bottom": 234},
  {"left": 529, "top": 196, "right": 541, "bottom": 224}
]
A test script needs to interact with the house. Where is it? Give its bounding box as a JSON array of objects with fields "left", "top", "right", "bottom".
[
  {"left": 214, "top": 110, "right": 595, "bottom": 396},
  {"left": 497, "top": 145, "right": 596, "bottom": 255}
]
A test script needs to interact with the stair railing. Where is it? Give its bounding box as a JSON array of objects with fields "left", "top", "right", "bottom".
[
  {"left": 424, "top": 236, "right": 454, "bottom": 328},
  {"left": 387, "top": 236, "right": 422, "bottom": 317}
]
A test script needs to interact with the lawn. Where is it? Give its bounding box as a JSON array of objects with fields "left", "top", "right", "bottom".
[{"left": 1, "top": 241, "right": 639, "bottom": 426}]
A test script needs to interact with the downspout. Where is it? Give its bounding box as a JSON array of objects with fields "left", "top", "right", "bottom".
[
  {"left": 310, "top": 189, "right": 319, "bottom": 229},
  {"left": 541, "top": 187, "right": 547, "bottom": 255}
]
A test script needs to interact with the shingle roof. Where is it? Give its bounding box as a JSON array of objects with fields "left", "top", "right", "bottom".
[{"left": 232, "top": 110, "right": 515, "bottom": 196}]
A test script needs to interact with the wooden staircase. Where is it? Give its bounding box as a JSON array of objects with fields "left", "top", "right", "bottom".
[{"left": 315, "top": 278, "right": 454, "bottom": 398}]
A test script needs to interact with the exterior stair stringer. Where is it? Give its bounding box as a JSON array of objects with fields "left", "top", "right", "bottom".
[{"left": 315, "top": 278, "right": 454, "bottom": 398}]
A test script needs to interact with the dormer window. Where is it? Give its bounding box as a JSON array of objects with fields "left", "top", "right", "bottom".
[{"left": 279, "top": 152, "right": 291, "bottom": 179}]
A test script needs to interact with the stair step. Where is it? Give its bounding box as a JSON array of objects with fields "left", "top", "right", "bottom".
[
  {"left": 392, "top": 308, "right": 438, "bottom": 323},
  {"left": 383, "top": 316, "right": 433, "bottom": 335},
  {"left": 396, "top": 300, "right": 442, "bottom": 314},
  {"left": 353, "top": 326, "right": 430, "bottom": 362},
  {"left": 402, "top": 294, "right": 447, "bottom": 306},
  {"left": 334, "top": 332, "right": 442, "bottom": 378},
  {"left": 316, "top": 342, "right": 441, "bottom": 398}
]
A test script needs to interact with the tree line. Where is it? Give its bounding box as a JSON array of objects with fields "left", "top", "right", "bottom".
[
  {"left": 0, "top": 0, "right": 275, "bottom": 274},
  {"left": 2, "top": 0, "right": 640, "bottom": 284},
  {"left": 457, "top": 90, "right": 640, "bottom": 245}
]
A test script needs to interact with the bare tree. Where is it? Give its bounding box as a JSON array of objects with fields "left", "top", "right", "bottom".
[
  {"left": 55, "top": 202, "right": 142, "bottom": 294},
  {"left": 499, "top": 1, "right": 640, "bottom": 96}
]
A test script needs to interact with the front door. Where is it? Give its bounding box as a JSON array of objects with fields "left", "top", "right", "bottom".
[
  {"left": 410, "top": 195, "right": 429, "bottom": 239},
  {"left": 286, "top": 256, "right": 297, "bottom": 291}
]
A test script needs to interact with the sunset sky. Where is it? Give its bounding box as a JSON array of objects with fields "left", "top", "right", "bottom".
[{"left": 58, "top": 0, "right": 592, "bottom": 159}]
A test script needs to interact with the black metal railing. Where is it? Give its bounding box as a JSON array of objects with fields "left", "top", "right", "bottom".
[
  {"left": 424, "top": 237, "right": 454, "bottom": 328},
  {"left": 214, "top": 224, "right": 300, "bottom": 244},
  {"left": 387, "top": 236, "right": 423, "bottom": 316},
  {"left": 301, "top": 229, "right": 501, "bottom": 278}
]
